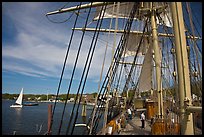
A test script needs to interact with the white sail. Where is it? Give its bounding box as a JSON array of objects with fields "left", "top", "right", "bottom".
[
  {"left": 10, "top": 88, "right": 23, "bottom": 108},
  {"left": 94, "top": 2, "right": 172, "bottom": 27},
  {"left": 138, "top": 44, "right": 153, "bottom": 92},
  {"left": 122, "top": 34, "right": 151, "bottom": 57},
  {"left": 15, "top": 88, "right": 23, "bottom": 105},
  {"left": 93, "top": 2, "right": 135, "bottom": 20}
]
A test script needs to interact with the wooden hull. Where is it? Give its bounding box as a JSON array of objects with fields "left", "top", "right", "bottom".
[{"left": 97, "top": 112, "right": 123, "bottom": 135}]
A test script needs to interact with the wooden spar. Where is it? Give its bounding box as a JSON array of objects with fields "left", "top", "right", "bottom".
[
  {"left": 118, "top": 61, "right": 143, "bottom": 66},
  {"left": 72, "top": 28, "right": 202, "bottom": 40},
  {"left": 186, "top": 106, "right": 202, "bottom": 113},
  {"left": 46, "top": 2, "right": 113, "bottom": 16},
  {"left": 170, "top": 2, "right": 194, "bottom": 135},
  {"left": 47, "top": 104, "right": 52, "bottom": 135},
  {"left": 118, "top": 61, "right": 169, "bottom": 68}
]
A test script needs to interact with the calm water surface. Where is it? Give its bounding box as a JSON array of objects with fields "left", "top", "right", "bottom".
[{"left": 2, "top": 99, "right": 102, "bottom": 135}]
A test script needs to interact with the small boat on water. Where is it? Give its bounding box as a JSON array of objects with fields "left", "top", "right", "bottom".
[
  {"left": 10, "top": 88, "right": 24, "bottom": 108},
  {"left": 23, "top": 102, "right": 39, "bottom": 106}
]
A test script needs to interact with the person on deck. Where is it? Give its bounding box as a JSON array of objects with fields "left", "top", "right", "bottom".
[
  {"left": 127, "top": 107, "right": 132, "bottom": 120},
  {"left": 140, "top": 111, "right": 145, "bottom": 129}
]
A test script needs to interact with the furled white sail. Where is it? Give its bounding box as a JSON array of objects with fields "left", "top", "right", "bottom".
[
  {"left": 15, "top": 88, "right": 23, "bottom": 105},
  {"left": 94, "top": 2, "right": 136, "bottom": 20},
  {"left": 94, "top": 2, "right": 172, "bottom": 27}
]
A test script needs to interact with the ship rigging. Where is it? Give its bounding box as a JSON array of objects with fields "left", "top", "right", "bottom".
[{"left": 45, "top": 2, "right": 202, "bottom": 135}]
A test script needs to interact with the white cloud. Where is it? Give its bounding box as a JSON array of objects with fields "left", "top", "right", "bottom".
[{"left": 2, "top": 2, "right": 116, "bottom": 84}]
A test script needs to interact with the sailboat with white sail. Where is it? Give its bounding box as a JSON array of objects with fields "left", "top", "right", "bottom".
[{"left": 10, "top": 88, "right": 24, "bottom": 108}]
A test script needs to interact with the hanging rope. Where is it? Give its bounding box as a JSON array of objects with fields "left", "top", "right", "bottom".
[
  {"left": 65, "top": 2, "right": 106, "bottom": 135},
  {"left": 122, "top": 18, "right": 148, "bottom": 96},
  {"left": 49, "top": 3, "right": 82, "bottom": 135},
  {"left": 186, "top": 2, "right": 202, "bottom": 82},
  {"left": 57, "top": 2, "right": 93, "bottom": 135},
  {"left": 70, "top": 4, "right": 108, "bottom": 135},
  {"left": 89, "top": 3, "right": 115, "bottom": 134},
  {"left": 88, "top": 2, "right": 140, "bottom": 134},
  {"left": 46, "top": 11, "right": 75, "bottom": 23},
  {"left": 46, "top": 3, "right": 75, "bottom": 24}
]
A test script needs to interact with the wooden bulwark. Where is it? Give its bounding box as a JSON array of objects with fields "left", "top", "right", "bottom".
[{"left": 151, "top": 119, "right": 165, "bottom": 135}]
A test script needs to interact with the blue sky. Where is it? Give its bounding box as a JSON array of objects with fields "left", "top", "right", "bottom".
[
  {"left": 2, "top": 2, "right": 115, "bottom": 94},
  {"left": 2, "top": 2, "right": 202, "bottom": 95}
]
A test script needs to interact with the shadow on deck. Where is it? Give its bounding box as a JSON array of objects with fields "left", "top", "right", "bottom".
[{"left": 118, "top": 116, "right": 151, "bottom": 135}]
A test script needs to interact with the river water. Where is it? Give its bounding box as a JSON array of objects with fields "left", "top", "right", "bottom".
[{"left": 2, "top": 99, "right": 102, "bottom": 135}]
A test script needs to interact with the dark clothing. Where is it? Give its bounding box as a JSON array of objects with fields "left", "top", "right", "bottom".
[
  {"left": 140, "top": 112, "right": 145, "bottom": 129},
  {"left": 141, "top": 119, "right": 145, "bottom": 128},
  {"left": 128, "top": 114, "right": 132, "bottom": 120}
]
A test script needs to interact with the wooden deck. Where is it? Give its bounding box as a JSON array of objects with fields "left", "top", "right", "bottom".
[
  {"left": 117, "top": 116, "right": 151, "bottom": 135},
  {"left": 114, "top": 112, "right": 202, "bottom": 135}
]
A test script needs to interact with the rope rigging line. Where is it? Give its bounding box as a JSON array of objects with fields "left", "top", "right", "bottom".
[
  {"left": 183, "top": 21, "right": 202, "bottom": 57},
  {"left": 179, "top": 3, "right": 202, "bottom": 98},
  {"left": 189, "top": 3, "right": 202, "bottom": 29},
  {"left": 160, "top": 41, "right": 174, "bottom": 92},
  {"left": 188, "top": 60, "right": 202, "bottom": 96},
  {"left": 124, "top": 64, "right": 136, "bottom": 87},
  {"left": 113, "top": 16, "right": 130, "bottom": 93},
  {"left": 56, "top": 2, "right": 93, "bottom": 135},
  {"left": 99, "top": 1, "right": 140, "bottom": 109},
  {"left": 88, "top": 2, "right": 141, "bottom": 134},
  {"left": 108, "top": 5, "right": 142, "bottom": 97},
  {"left": 130, "top": 15, "right": 146, "bottom": 97},
  {"left": 182, "top": 5, "right": 202, "bottom": 58},
  {"left": 115, "top": 60, "right": 125, "bottom": 94},
  {"left": 46, "top": 2, "right": 75, "bottom": 24},
  {"left": 158, "top": 11, "right": 184, "bottom": 122},
  {"left": 156, "top": 5, "right": 189, "bottom": 123},
  {"left": 65, "top": 3, "right": 108, "bottom": 135},
  {"left": 46, "top": 10, "right": 75, "bottom": 24},
  {"left": 101, "top": 3, "right": 121, "bottom": 130},
  {"left": 129, "top": 51, "right": 144, "bottom": 99},
  {"left": 48, "top": 3, "right": 83, "bottom": 135},
  {"left": 184, "top": 2, "right": 202, "bottom": 38},
  {"left": 122, "top": 18, "right": 148, "bottom": 96},
  {"left": 160, "top": 39, "right": 176, "bottom": 90},
  {"left": 70, "top": 6, "right": 108, "bottom": 134},
  {"left": 127, "top": 25, "right": 151, "bottom": 101},
  {"left": 89, "top": 3, "right": 115, "bottom": 134},
  {"left": 185, "top": 2, "right": 202, "bottom": 82}
]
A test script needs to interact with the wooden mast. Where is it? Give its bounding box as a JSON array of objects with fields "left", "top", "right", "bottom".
[
  {"left": 150, "top": 2, "right": 164, "bottom": 119},
  {"left": 170, "top": 2, "right": 194, "bottom": 135}
]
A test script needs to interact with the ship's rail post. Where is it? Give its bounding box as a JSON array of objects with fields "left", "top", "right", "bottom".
[
  {"left": 81, "top": 101, "right": 87, "bottom": 117},
  {"left": 47, "top": 104, "right": 52, "bottom": 135}
]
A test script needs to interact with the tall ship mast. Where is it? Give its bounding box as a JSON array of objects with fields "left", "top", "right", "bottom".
[{"left": 46, "top": 2, "right": 202, "bottom": 135}]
